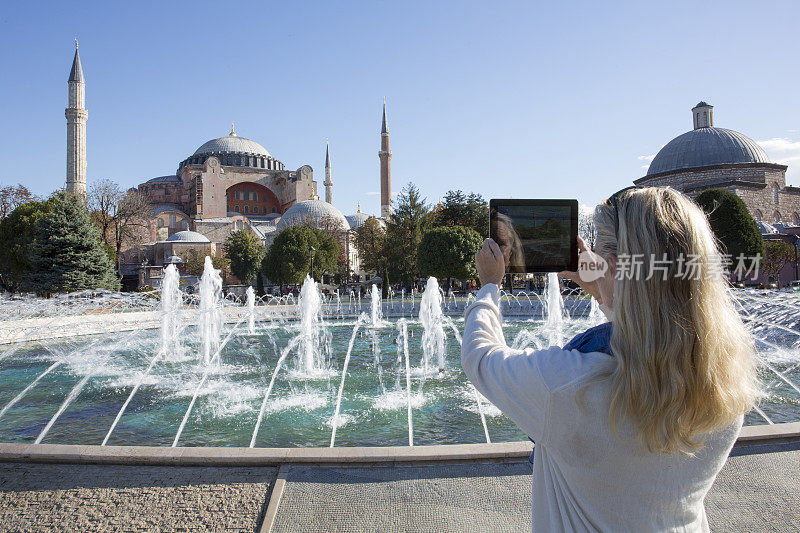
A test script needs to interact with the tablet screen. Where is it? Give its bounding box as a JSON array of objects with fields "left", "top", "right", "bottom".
[{"left": 489, "top": 199, "right": 578, "bottom": 273}]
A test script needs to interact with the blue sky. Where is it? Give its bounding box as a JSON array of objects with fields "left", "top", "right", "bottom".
[{"left": 1, "top": 0, "right": 799, "bottom": 215}]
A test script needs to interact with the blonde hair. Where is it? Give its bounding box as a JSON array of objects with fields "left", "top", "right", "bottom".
[{"left": 593, "top": 187, "right": 758, "bottom": 454}]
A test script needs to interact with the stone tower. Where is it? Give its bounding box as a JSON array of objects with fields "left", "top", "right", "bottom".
[
  {"left": 692, "top": 101, "right": 713, "bottom": 129},
  {"left": 324, "top": 139, "right": 333, "bottom": 204},
  {"left": 66, "top": 41, "right": 87, "bottom": 198},
  {"left": 379, "top": 99, "right": 392, "bottom": 218}
]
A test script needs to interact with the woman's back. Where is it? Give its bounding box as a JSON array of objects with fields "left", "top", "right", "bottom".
[
  {"left": 461, "top": 287, "right": 740, "bottom": 532},
  {"left": 533, "top": 346, "right": 740, "bottom": 531}
]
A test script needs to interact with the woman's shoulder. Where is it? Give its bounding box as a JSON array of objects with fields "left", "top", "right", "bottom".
[{"left": 532, "top": 343, "right": 615, "bottom": 394}]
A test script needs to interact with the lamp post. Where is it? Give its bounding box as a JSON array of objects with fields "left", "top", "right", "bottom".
[{"left": 309, "top": 246, "right": 316, "bottom": 281}]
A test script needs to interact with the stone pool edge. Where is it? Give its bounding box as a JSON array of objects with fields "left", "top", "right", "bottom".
[{"left": 0, "top": 421, "right": 797, "bottom": 467}]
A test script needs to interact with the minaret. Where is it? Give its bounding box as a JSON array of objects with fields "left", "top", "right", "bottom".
[
  {"left": 379, "top": 98, "right": 392, "bottom": 218},
  {"left": 66, "top": 40, "right": 87, "bottom": 199},
  {"left": 324, "top": 139, "right": 333, "bottom": 204}
]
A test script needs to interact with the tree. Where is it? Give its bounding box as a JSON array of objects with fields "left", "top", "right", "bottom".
[
  {"left": 0, "top": 198, "right": 56, "bottom": 291},
  {"left": 695, "top": 189, "right": 764, "bottom": 278},
  {"left": 88, "top": 179, "right": 151, "bottom": 273},
  {"left": 262, "top": 225, "right": 339, "bottom": 285},
  {"left": 0, "top": 184, "right": 34, "bottom": 219},
  {"left": 417, "top": 225, "right": 483, "bottom": 288},
  {"left": 579, "top": 205, "right": 597, "bottom": 249},
  {"left": 434, "top": 190, "right": 490, "bottom": 238},
  {"left": 385, "top": 183, "right": 430, "bottom": 285},
  {"left": 225, "top": 229, "right": 266, "bottom": 285},
  {"left": 353, "top": 216, "right": 387, "bottom": 275},
  {"left": 763, "top": 240, "right": 795, "bottom": 287},
  {"left": 22, "top": 191, "right": 119, "bottom": 296}
]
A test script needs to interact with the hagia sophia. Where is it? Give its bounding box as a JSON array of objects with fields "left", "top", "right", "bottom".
[
  {"left": 64, "top": 46, "right": 799, "bottom": 288},
  {"left": 65, "top": 44, "right": 391, "bottom": 289}
]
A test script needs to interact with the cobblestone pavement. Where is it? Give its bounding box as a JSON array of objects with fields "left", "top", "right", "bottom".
[{"left": 0, "top": 463, "right": 277, "bottom": 532}]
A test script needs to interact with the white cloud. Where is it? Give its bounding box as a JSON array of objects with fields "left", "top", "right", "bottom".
[
  {"left": 637, "top": 154, "right": 656, "bottom": 171},
  {"left": 757, "top": 137, "right": 800, "bottom": 185}
]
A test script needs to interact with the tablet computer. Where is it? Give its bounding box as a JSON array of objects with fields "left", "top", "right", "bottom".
[{"left": 489, "top": 199, "right": 579, "bottom": 273}]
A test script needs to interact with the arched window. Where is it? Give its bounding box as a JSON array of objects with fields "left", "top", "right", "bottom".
[
  {"left": 244, "top": 205, "right": 250, "bottom": 214},
  {"left": 181, "top": 220, "right": 189, "bottom": 230},
  {"left": 169, "top": 214, "right": 176, "bottom": 228},
  {"left": 755, "top": 209, "right": 763, "bottom": 222},
  {"left": 774, "top": 211, "right": 782, "bottom": 223},
  {"left": 235, "top": 205, "right": 240, "bottom": 213},
  {"left": 773, "top": 184, "right": 780, "bottom": 205},
  {"left": 253, "top": 206, "right": 259, "bottom": 214},
  {"left": 157, "top": 218, "right": 164, "bottom": 227}
]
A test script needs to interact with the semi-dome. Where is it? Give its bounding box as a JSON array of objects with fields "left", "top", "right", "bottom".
[
  {"left": 647, "top": 103, "right": 770, "bottom": 176},
  {"left": 276, "top": 200, "right": 350, "bottom": 233},
  {"left": 193, "top": 134, "right": 271, "bottom": 157},
  {"left": 165, "top": 230, "right": 210, "bottom": 243},
  {"left": 346, "top": 211, "right": 370, "bottom": 231}
]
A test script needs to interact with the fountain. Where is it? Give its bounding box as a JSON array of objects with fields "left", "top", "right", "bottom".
[
  {"left": 419, "top": 277, "right": 446, "bottom": 373},
  {"left": 199, "top": 256, "right": 223, "bottom": 366},
  {"left": 246, "top": 286, "right": 256, "bottom": 335},
  {"left": 542, "top": 272, "right": 566, "bottom": 346},
  {"left": 370, "top": 284, "right": 383, "bottom": 327},
  {"left": 0, "top": 269, "right": 797, "bottom": 448},
  {"left": 296, "top": 275, "right": 327, "bottom": 375}
]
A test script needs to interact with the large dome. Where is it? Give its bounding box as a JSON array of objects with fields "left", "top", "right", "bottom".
[
  {"left": 276, "top": 200, "right": 350, "bottom": 233},
  {"left": 647, "top": 127, "right": 770, "bottom": 176},
  {"left": 193, "top": 134, "right": 271, "bottom": 157}
]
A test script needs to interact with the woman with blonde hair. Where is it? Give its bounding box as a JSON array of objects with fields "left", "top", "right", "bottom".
[{"left": 463, "top": 186, "right": 758, "bottom": 532}]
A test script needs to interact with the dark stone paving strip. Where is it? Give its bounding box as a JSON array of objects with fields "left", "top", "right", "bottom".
[{"left": 0, "top": 463, "right": 277, "bottom": 532}]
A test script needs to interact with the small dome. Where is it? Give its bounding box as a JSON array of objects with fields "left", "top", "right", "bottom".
[
  {"left": 647, "top": 128, "right": 770, "bottom": 176},
  {"left": 165, "top": 230, "right": 210, "bottom": 243},
  {"left": 346, "top": 211, "right": 370, "bottom": 231},
  {"left": 193, "top": 134, "right": 271, "bottom": 157},
  {"left": 276, "top": 200, "right": 350, "bottom": 233}
]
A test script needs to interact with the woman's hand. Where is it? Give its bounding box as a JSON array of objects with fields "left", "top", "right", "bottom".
[
  {"left": 475, "top": 238, "right": 506, "bottom": 287},
  {"left": 557, "top": 236, "right": 604, "bottom": 304}
]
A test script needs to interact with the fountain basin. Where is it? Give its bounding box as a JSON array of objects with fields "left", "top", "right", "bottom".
[{"left": 0, "top": 314, "right": 796, "bottom": 448}]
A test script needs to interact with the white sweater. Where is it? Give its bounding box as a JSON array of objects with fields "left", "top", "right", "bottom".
[{"left": 461, "top": 284, "right": 740, "bottom": 532}]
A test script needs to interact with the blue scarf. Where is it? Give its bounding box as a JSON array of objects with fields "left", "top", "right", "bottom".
[{"left": 528, "top": 321, "right": 613, "bottom": 464}]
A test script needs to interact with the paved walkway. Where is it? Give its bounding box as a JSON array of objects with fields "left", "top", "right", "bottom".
[{"left": 0, "top": 440, "right": 797, "bottom": 532}]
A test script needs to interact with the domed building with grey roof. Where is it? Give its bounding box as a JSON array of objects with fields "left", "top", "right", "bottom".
[{"left": 635, "top": 102, "right": 800, "bottom": 227}]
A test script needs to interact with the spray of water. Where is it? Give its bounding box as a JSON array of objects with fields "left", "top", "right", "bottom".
[
  {"left": 329, "top": 314, "right": 369, "bottom": 447},
  {"left": 199, "top": 256, "right": 223, "bottom": 366},
  {"left": 246, "top": 286, "right": 256, "bottom": 335},
  {"left": 397, "top": 318, "right": 414, "bottom": 446},
  {"left": 160, "top": 264, "right": 183, "bottom": 357},
  {"left": 419, "top": 277, "right": 446, "bottom": 373},
  {"left": 297, "top": 275, "right": 326, "bottom": 375},
  {"left": 542, "top": 273, "right": 566, "bottom": 346}
]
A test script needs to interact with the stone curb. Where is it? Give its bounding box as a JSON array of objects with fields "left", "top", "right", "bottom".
[{"left": 0, "top": 422, "right": 796, "bottom": 467}]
